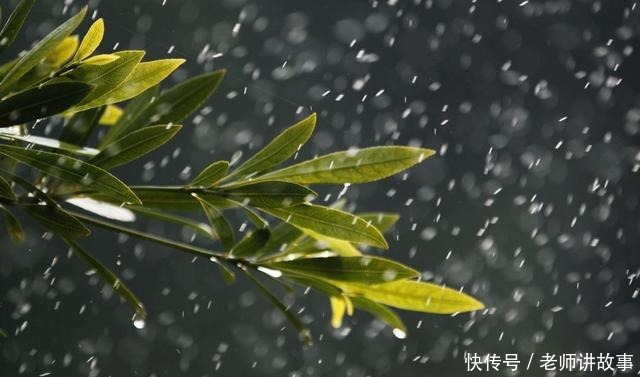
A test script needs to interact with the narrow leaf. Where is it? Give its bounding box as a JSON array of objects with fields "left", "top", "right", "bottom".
[
  {"left": 0, "top": 0, "right": 36, "bottom": 54},
  {"left": 0, "top": 132, "right": 99, "bottom": 156},
  {"left": 268, "top": 256, "right": 419, "bottom": 284},
  {"left": 259, "top": 204, "right": 388, "bottom": 249},
  {"left": 25, "top": 203, "right": 90, "bottom": 238},
  {"left": 219, "top": 181, "right": 316, "bottom": 208},
  {"left": 0, "top": 176, "right": 15, "bottom": 201},
  {"left": 98, "top": 105, "right": 123, "bottom": 125},
  {"left": 229, "top": 228, "right": 270, "bottom": 258},
  {"left": 245, "top": 270, "right": 312, "bottom": 344},
  {"left": 81, "top": 54, "right": 119, "bottom": 65},
  {"left": 0, "top": 81, "right": 94, "bottom": 127},
  {"left": 0, "top": 204, "right": 24, "bottom": 244},
  {"left": 59, "top": 106, "right": 106, "bottom": 145},
  {"left": 91, "top": 124, "right": 181, "bottom": 170},
  {"left": 65, "top": 50, "right": 144, "bottom": 110},
  {"left": 81, "top": 58, "right": 184, "bottom": 108},
  {"left": 349, "top": 296, "right": 406, "bottom": 334},
  {"left": 230, "top": 113, "right": 316, "bottom": 178},
  {"left": 357, "top": 212, "right": 399, "bottom": 233},
  {"left": 0, "top": 145, "right": 141, "bottom": 204},
  {"left": 339, "top": 280, "right": 485, "bottom": 314},
  {"left": 329, "top": 296, "right": 346, "bottom": 328},
  {"left": 190, "top": 160, "right": 228, "bottom": 187},
  {"left": 64, "top": 238, "right": 146, "bottom": 317},
  {"left": 216, "top": 259, "right": 236, "bottom": 285},
  {"left": 196, "top": 196, "right": 234, "bottom": 251},
  {"left": 99, "top": 85, "right": 157, "bottom": 147},
  {"left": 101, "top": 70, "right": 224, "bottom": 144},
  {"left": 129, "top": 206, "right": 214, "bottom": 239},
  {"left": 44, "top": 35, "right": 78, "bottom": 67},
  {"left": 74, "top": 18, "right": 104, "bottom": 61},
  {"left": 0, "top": 6, "right": 86, "bottom": 96},
  {"left": 254, "top": 146, "right": 436, "bottom": 185}
]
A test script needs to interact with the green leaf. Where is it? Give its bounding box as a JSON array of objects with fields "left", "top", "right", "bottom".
[
  {"left": 99, "top": 85, "right": 157, "bottom": 147},
  {"left": 228, "top": 113, "right": 316, "bottom": 179},
  {"left": 0, "top": 328, "right": 7, "bottom": 338},
  {"left": 0, "top": 176, "right": 15, "bottom": 201},
  {"left": 190, "top": 160, "right": 228, "bottom": 187},
  {"left": 259, "top": 204, "right": 388, "bottom": 249},
  {"left": 0, "top": 81, "right": 94, "bottom": 127},
  {"left": 339, "top": 280, "right": 485, "bottom": 314},
  {"left": 101, "top": 70, "right": 224, "bottom": 145},
  {"left": 349, "top": 296, "right": 406, "bottom": 334},
  {"left": 0, "top": 132, "right": 99, "bottom": 156},
  {"left": 267, "top": 256, "right": 419, "bottom": 284},
  {"left": 59, "top": 106, "right": 106, "bottom": 145},
  {"left": 0, "top": 204, "right": 24, "bottom": 244},
  {"left": 81, "top": 54, "right": 119, "bottom": 65},
  {"left": 300, "top": 230, "right": 362, "bottom": 256},
  {"left": 0, "top": 6, "right": 86, "bottom": 96},
  {"left": 129, "top": 206, "right": 214, "bottom": 239},
  {"left": 81, "top": 58, "right": 184, "bottom": 109},
  {"left": 253, "top": 146, "right": 436, "bottom": 185},
  {"left": 244, "top": 269, "right": 312, "bottom": 344},
  {"left": 24, "top": 203, "right": 90, "bottom": 238},
  {"left": 0, "top": 0, "right": 36, "bottom": 54},
  {"left": 91, "top": 124, "right": 181, "bottom": 170},
  {"left": 216, "top": 259, "right": 236, "bottom": 285},
  {"left": 254, "top": 222, "right": 303, "bottom": 259},
  {"left": 195, "top": 196, "right": 234, "bottom": 251},
  {"left": 219, "top": 181, "right": 316, "bottom": 208},
  {"left": 74, "top": 18, "right": 104, "bottom": 61},
  {"left": 65, "top": 50, "right": 144, "bottom": 110},
  {"left": 357, "top": 213, "right": 399, "bottom": 233},
  {"left": 229, "top": 228, "right": 270, "bottom": 258},
  {"left": 44, "top": 35, "right": 78, "bottom": 67},
  {"left": 0, "top": 145, "right": 141, "bottom": 204},
  {"left": 64, "top": 238, "right": 146, "bottom": 317}
]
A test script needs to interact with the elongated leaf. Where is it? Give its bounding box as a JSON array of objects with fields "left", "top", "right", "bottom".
[
  {"left": 65, "top": 50, "right": 144, "bottom": 110},
  {"left": 268, "top": 256, "right": 419, "bottom": 284},
  {"left": 357, "top": 213, "right": 399, "bottom": 233},
  {"left": 330, "top": 296, "right": 346, "bottom": 328},
  {"left": 91, "top": 124, "right": 181, "bottom": 170},
  {"left": 129, "top": 206, "right": 213, "bottom": 239},
  {"left": 301, "top": 229, "right": 361, "bottom": 256},
  {"left": 0, "top": 204, "right": 24, "bottom": 244},
  {"left": 0, "top": 81, "right": 94, "bottom": 127},
  {"left": 25, "top": 203, "right": 90, "bottom": 238},
  {"left": 196, "top": 196, "right": 234, "bottom": 251},
  {"left": 74, "top": 18, "right": 104, "bottom": 61},
  {"left": 81, "top": 54, "right": 119, "bottom": 65},
  {"left": 81, "top": 58, "right": 184, "bottom": 108},
  {"left": 59, "top": 106, "right": 106, "bottom": 145},
  {"left": 64, "top": 238, "right": 146, "bottom": 317},
  {"left": 0, "top": 6, "right": 86, "bottom": 96},
  {"left": 216, "top": 259, "right": 236, "bottom": 285},
  {"left": 245, "top": 270, "right": 312, "bottom": 344},
  {"left": 253, "top": 146, "right": 436, "bottom": 185},
  {"left": 0, "top": 0, "right": 36, "bottom": 54},
  {"left": 89, "top": 188, "right": 231, "bottom": 210},
  {"left": 44, "top": 35, "right": 78, "bottom": 67},
  {"left": 339, "top": 280, "right": 485, "bottom": 314},
  {"left": 349, "top": 296, "right": 406, "bottom": 333},
  {"left": 259, "top": 204, "right": 388, "bottom": 249},
  {"left": 101, "top": 70, "right": 224, "bottom": 145},
  {"left": 229, "top": 113, "right": 316, "bottom": 179},
  {"left": 190, "top": 160, "right": 228, "bottom": 187},
  {"left": 254, "top": 222, "right": 303, "bottom": 259},
  {"left": 0, "top": 176, "right": 15, "bottom": 201},
  {"left": 219, "top": 181, "right": 315, "bottom": 208},
  {"left": 99, "top": 85, "right": 157, "bottom": 147},
  {"left": 0, "top": 145, "right": 140, "bottom": 204},
  {"left": 230, "top": 228, "right": 270, "bottom": 258},
  {"left": 0, "top": 132, "right": 99, "bottom": 156}
]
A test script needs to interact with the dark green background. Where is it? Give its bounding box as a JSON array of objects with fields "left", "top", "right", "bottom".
[{"left": 2, "top": 0, "right": 640, "bottom": 376}]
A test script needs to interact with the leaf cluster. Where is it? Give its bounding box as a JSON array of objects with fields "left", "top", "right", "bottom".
[{"left": 0, "top": 1, "right": 483, "bottom": 343}]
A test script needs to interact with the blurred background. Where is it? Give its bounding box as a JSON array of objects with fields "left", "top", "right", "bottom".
[{"left": 2, "top": 0, "right": 640, "bottom": 375}]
